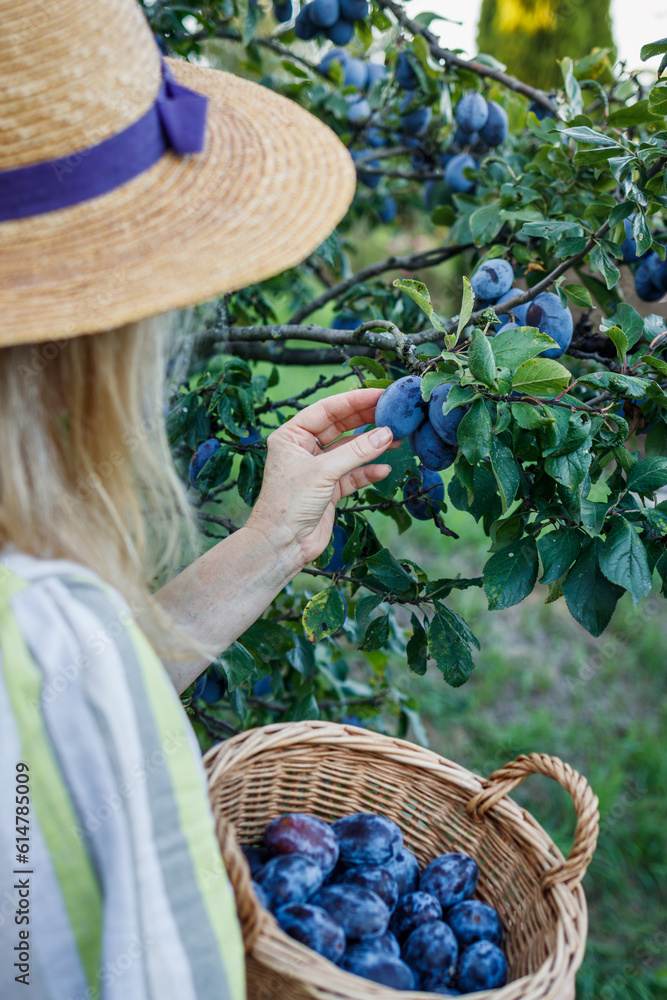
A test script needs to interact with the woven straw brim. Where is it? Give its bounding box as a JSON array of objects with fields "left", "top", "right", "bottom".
[{"left": 0, "top": 58, "right": 357, "bottom": 346}]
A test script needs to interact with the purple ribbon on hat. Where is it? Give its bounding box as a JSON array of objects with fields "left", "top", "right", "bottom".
[{"left": 0, "top": 58, "right": 209, "bottom": 223}]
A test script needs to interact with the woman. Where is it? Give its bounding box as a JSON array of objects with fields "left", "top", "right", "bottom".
[{"left": 0, "top": 2, "right": 396, "bottom": 997}]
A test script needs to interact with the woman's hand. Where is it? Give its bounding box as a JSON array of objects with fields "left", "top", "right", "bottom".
[{"left": 244, "top": 387, "right": 398, "bottom": 567}]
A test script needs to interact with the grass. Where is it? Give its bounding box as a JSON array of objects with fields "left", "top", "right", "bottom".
[{"left": 218, "top": 359, "right": 667, "bottom": 1000}]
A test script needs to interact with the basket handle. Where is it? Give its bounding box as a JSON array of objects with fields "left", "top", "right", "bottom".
[
  {"left": 215, "top": 811, "right": 264, "bottom": 953},
  {"left": 466, "top": 752, "right": 600, "bottom": 891}
]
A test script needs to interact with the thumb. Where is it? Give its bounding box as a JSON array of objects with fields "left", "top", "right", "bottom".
[{"left": 319, "top": 425, "right": 395, "bottom": 482}]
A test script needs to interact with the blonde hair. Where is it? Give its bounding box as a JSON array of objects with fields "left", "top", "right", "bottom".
[{"left": 0, "top": 311, "right": 208, "bottom": 662}]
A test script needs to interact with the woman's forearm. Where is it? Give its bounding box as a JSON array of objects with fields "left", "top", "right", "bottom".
[{"left": 154, "top": 525, "right": 304, "bottom": 694}]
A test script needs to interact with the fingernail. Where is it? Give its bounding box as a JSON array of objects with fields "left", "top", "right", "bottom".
[{"left": 369, "top": 426, "right": 393, "bottom": 447}]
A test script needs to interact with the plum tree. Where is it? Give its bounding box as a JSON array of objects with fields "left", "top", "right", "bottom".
[{"left": 153, "top": 29, "right": 667, "bottom": 987}]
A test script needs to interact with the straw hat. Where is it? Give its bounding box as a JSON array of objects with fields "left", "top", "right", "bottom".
[{"left": 0, "top": 0, "right": 357, "bottom": 347}]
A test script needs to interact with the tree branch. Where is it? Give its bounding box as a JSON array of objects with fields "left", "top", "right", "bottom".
[
  {"left": 215, "top": 322, "right": 438, "bottom": 359},
  {"left": 215, "top": 342, "right": 379, "bottom": 364},
  {"left": 289, "top": 243, "right": 473, "bottom": 324},
  {"left": 375, "top": 0, "right": 559, "bottom": 116},
  {"left": 256, "top": 372, "right": 356, "bottom": 412},
  {"left": 189, "top": 25, "right": 325, "bottom": 77},
  {"left": 198, "top": 511, "right": 239, "bottom": 533}
]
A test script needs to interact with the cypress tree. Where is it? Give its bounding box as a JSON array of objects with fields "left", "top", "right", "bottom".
[{"left": 476, "top": 0, "right": 616, "bottom": 91}]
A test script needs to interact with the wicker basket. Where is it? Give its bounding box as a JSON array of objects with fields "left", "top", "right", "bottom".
[{"left": 204, "top": 721, "right": 599, "bottom": 1000}]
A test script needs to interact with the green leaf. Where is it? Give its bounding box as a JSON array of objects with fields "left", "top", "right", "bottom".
[
  {"left": 406, "top": 613, "right": 428, "bottom": 675},
  {"left": 641, "top": 37, "right": 667, "bottom": 61},
  {"left": 420, "top": 372, "right": 452, "bottom": 403},
  {"left": 341, "top": 517, "right": 365, "bottom": 564},
  {"left": 520, "top": 220, "right": 584, "bottom": 239},
  {"left": 511, "top": 358, "right": 570, "bottom": 396},
  {"left": 470, "top": 202, "right": 503, "bottom": 245},
  {"left": 511, "top": 401, "right": 555, "bottom": 430},
  {"left": 645, "top": 420, "right": 667, "bottom": 457},
  {"left": 483, "top": 536, "right": 539, "bottom": 610},
  {"left": 363, "top": 548, "right": 415, "bottom": 593},
  {"left": 537, "top": 528, "right": 585, "bottom": 585},
  {"left": 598, "top": 517, "right": 652, "bottom": 605},
  {"left": 218, "top": 642, "right": 256, "bottom": 691},
  {"left": 562, "top": 125, "right": 619, "bottom": 146},
  {"left": 606, "top": 100, "right": 662, "bottom": 126},
  {"left": 302, "top": 588, "right": 347, "bottom": 643},
  {"left": 242, "top": 620, "right": 295, "bottom": 662},
  {"left": 457, "top": 277, "right": 475, "bottom": 341},
  {"left": 573, "top": 147, "right": 619, "bottom": 166},
  {"left": 285, "top": 692, "right": 319, "bottom": 722},
  {"left": 237, "top": 451, "right": 262, "bottom": 506},
  {"left": 561, "top": 283, "right": 592, "bottom": 308},
  {"left": 626, "top": 457, "right": 667, "bottom": 495},
  {"left": 641, "top": 355, "right": 667, "bottom": 378},
  {"left": 428, "top": 611, "right": 476, "bottom": 687},
  {"left": 369, "top": 438, "right": 415, "bottom": 499},
  {"left": 441, "top": 384, "right": 477, "bottom": 416},
  {"left": 644, "top": 506, "right": 667, "bottom": 534},
  {"left": 490, "top": 435, "right": 519, "bottom": 514},
  {"left": 281, "top": 59, "right": 310, "bottom": 78},
  {"left": 609, "top": 202, "right": 635, "bottom": 228},
  {"left": 360, "top": 614, "right": 390, "bottom": 651},
  {"left": 468, "top": 327, "right": 498, "bottom": 388},
  {"left": 605, "top": 326, "right": 629, "bottom": 363},
  {"left": 362, "top": 378, "right": 393, "bottom": 389},
  {"left": 286, "top": 635, "right": 316, "bottom": 676},
  {"left": 562, "top": 539, "right": 624, "bottom": 636},
  {"left": 577, "top": 371, "right": 650, "bottom": 398},
  {"left": 457, "top": 398, "right": 493, "bottom": 464},
  {"left": 590, "top": 243, "right": 621, "bottom": 290},
  {"left": 197, "top": 446, "right": 233, "bottom": 492},
  {"left": 633, "top": 213, "right": 653, "bottom": 257},
  {"left": 393, "top": 278, "right": 447, "bottom": 334},
  {"left": 355, "top": 592, "right": 386, "bottom": 630},
  {"left": 346, "top": 356, "right": 386, "bottom": 378},
  {"left": 545, "top": 445, "right": 593, "bottom": 491},
  {"left": 611, "top": 303, "right": 644, "bottom": 348}
]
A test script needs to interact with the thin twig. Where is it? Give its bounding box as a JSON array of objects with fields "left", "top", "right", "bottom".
[
  {"left": 198, "top": 511, "right": 240, "bottom": 533},
  {"left": 376, "top": 0, "right": 558, "bottom": 116},
  {"left": 289, "top": 243, "right": 473, "bottom": 324}
]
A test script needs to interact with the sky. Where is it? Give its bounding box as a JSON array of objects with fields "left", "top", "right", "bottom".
[{"left": 405, "top": 0, "right": 667, "bottom": 74}]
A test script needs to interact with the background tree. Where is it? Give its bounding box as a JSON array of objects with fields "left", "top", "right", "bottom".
[{"left": 477, "top": 0, "right": 616, "bottom": 90}]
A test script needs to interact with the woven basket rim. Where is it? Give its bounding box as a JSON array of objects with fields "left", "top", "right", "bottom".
[{"left": 206, "top": 721, "right": 597, "bottom": 1000}]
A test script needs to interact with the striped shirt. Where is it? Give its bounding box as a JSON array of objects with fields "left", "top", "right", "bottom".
[{"left": 0, "top": 549, "right": 245, "bottom": 1000}]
